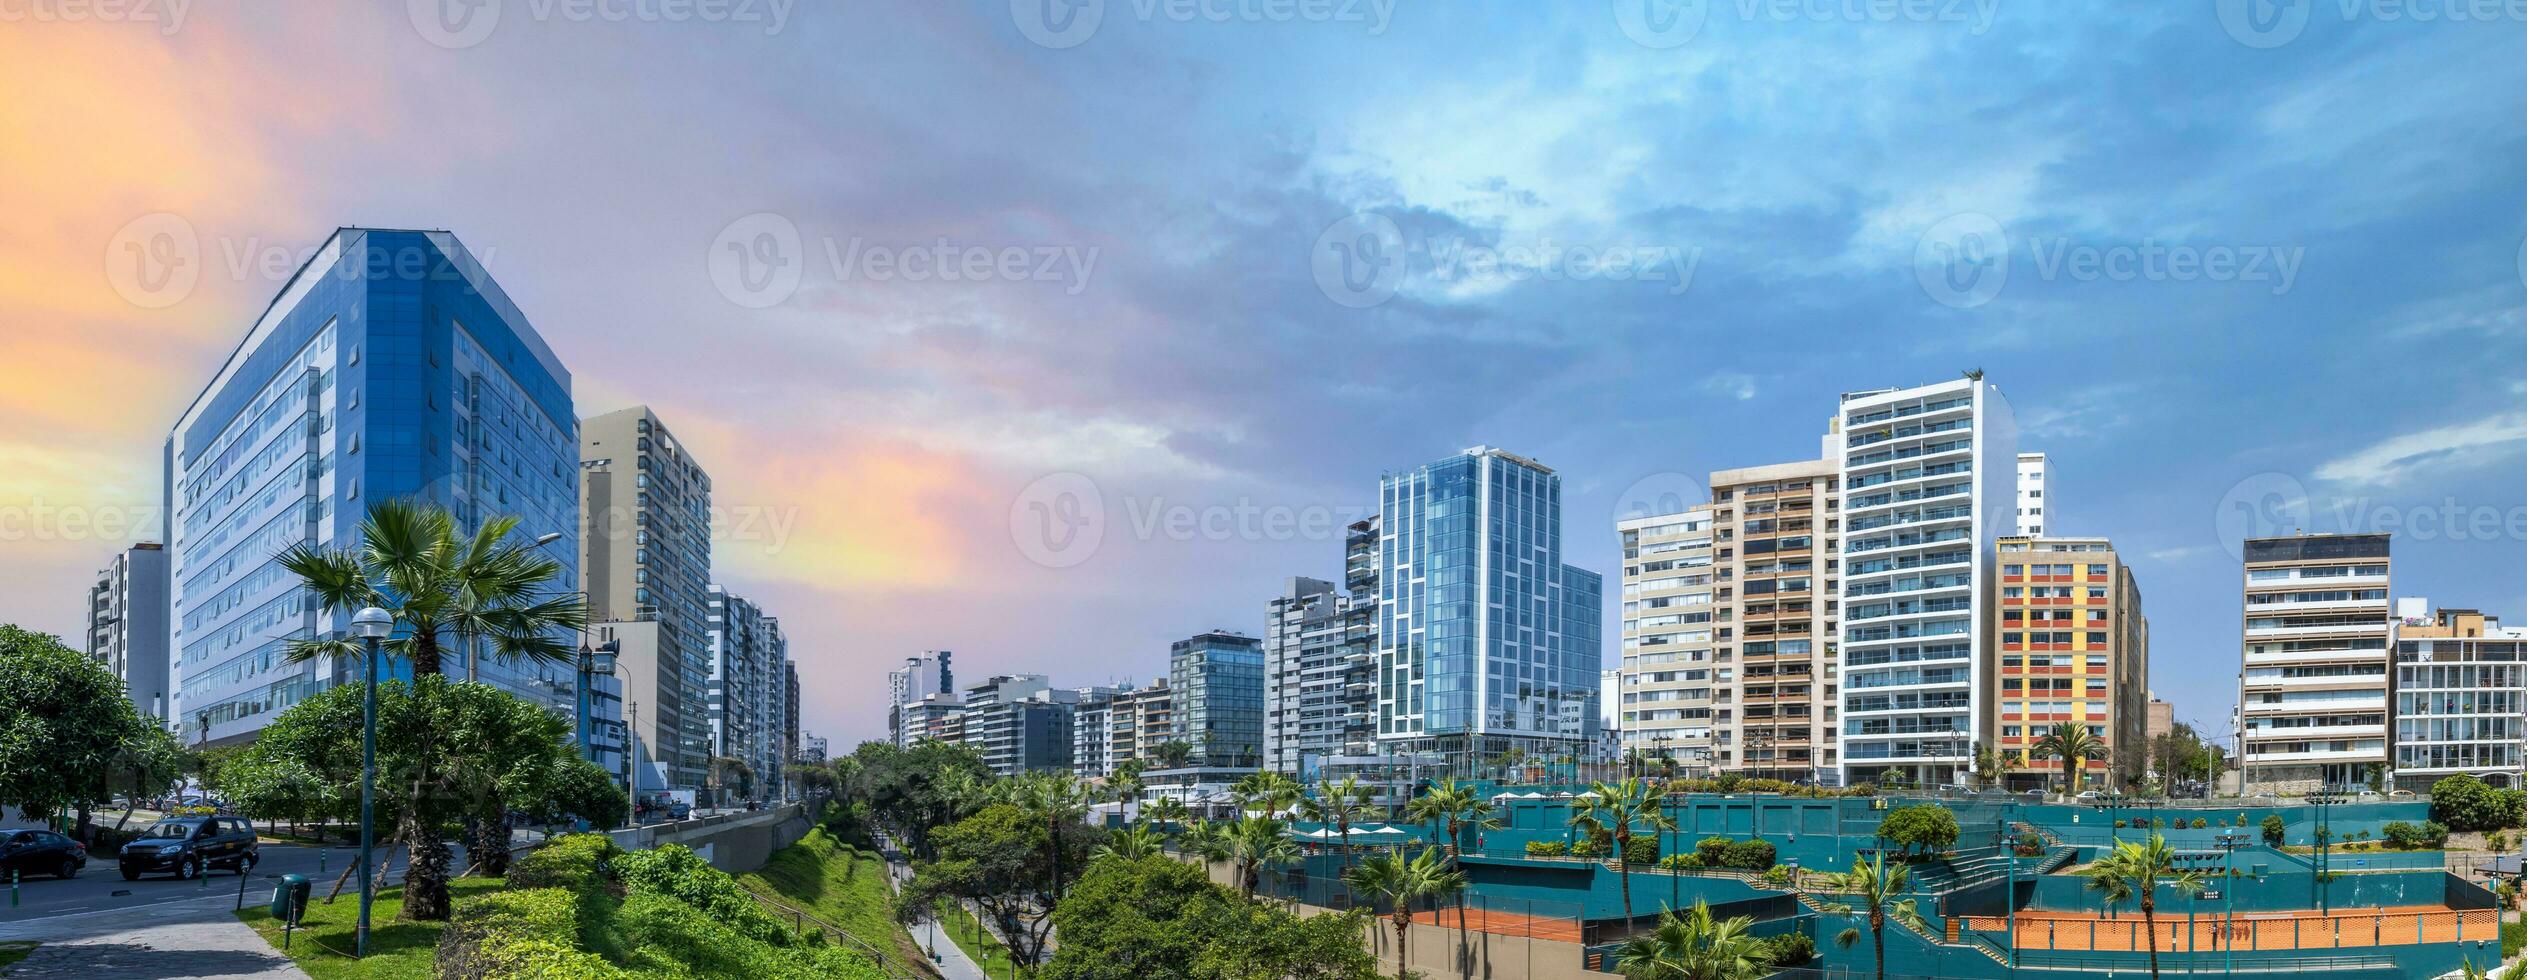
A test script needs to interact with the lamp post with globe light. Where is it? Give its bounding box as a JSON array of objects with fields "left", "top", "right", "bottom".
[{"left": 351, "top": 605, "right": 393, "bottom": 958}]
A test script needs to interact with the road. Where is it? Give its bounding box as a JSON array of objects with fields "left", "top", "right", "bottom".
[{"left": 0, "top": 839, "right": 510, "bottom": 926}]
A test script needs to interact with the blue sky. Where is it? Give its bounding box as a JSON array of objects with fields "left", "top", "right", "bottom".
[{"left": 3, "top": 2, "right": 2523, "bottom": 746}]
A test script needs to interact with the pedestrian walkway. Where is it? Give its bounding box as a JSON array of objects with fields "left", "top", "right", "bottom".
[
  {"left": 0, "top": 891, "right": 308, "bottom": 979},
  {"left": 873, "top": 832, "right": 988, "bottom": 980}
]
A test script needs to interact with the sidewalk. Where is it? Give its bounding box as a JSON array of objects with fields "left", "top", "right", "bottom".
[
  {"left": 874, "top": 833, "right": 988, "bottom": 980},
  {"left": 0, "top": 892, "right": 309, "bottom": 979}
]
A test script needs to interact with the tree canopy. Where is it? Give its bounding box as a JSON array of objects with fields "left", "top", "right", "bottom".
[{"left": 0, "top": 625, "right": 158, "bottom": 820}]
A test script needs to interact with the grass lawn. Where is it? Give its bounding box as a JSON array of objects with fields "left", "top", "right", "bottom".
[
  {"left": 934, "top": 897, "right": 1023, "bottom": 979},
  {"left": 234, "top": 876, "right": 506, "bottom": 979},
  {"left": 735, "top": 829, "right": 930, "bottom": 977},
  {"left": 0, "top": 941, "right": 38, "bottom": 969}
]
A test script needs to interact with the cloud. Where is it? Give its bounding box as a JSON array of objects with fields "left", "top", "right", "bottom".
[
  {"left": 2313, "top": 413, "right": 2527, "bottom": 488},
  {"left": 2016, "top": 384, "right": 2147, "bottom": 442},
  {"left": 1702, "top": 373, "right": 1759, "bottom": 401}
]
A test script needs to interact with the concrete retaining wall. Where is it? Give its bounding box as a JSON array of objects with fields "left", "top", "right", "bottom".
[{"left": 609, "top": 804, "right": 814, "bottom": 873}]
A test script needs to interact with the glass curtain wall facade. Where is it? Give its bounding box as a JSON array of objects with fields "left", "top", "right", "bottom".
[
  {"left": 1377, "top": 447, "right": 1603, "bottom": 767},
  {"left": 1171, "top": 630, "right": 1265, "bottom": 768},
  {"left": 166, "top": 229, "right": 597, "bottom": 751}
]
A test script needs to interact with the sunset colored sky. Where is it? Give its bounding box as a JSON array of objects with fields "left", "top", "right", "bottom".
[{"left": 3, "top": 3, "right": 2524, "bottom": 748}]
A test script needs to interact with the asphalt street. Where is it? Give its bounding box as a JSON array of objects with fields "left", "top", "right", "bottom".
[{"left": 0, "top": 842, "right": 435, "bottom": 926}]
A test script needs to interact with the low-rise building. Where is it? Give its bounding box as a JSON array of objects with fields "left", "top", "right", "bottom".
[{"left": 2390, "top": 598, "right": 2526, "bottom": 791}]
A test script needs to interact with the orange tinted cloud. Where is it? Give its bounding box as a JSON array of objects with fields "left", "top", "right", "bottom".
[{"left": 710, "top": 432, "right": 989, "bottom": 592}]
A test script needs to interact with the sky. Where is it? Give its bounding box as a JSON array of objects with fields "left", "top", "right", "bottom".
[{"left": 2, "top": 1, "right": 2524, "bottom": 751}]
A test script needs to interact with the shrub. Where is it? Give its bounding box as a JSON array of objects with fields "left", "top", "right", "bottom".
[
  {"left": 1525, "top": 840, "right": 1568, "bottom": 857},
  {"left": 2422, "top": 821, "right": 2452, "bottom": 849},
  {"left": 1766, "top": 931, "right": 1816, "bottom": 966},
  {"left": 1622, "top": 835, "right": 1660, "bottom": 866},
  {"left": 2382, "top": 822, "right": 2424, "bottom": 850},
  {"left": 510, "top": 833, "right": 623, "bottom": 895},
  {"left": 2152, "top": 817, "right": 2167, "bottom": 830},
  {"left": 1761, "top": 864, "right": 1793, "bottom": 885},
  {"left": 1696, "top": 836, "right": 1734, "bottom": 866},
  {"left": 2112, "top": 819, "right": 2127, "bottom": 829},
  {"left": 2191, "top": 818, "right": 2209, "bottom": 829},
  {"left": 614, "top": 844, "right": 792, "bottom": 947},
  {"left": 437, "top": 887, "right": 630, "bottom": 980},
  {"left": 615, "top": 891, "right": 885, "bottom": 980},
  {"left": 1722, "top": 839, "right": 1776, "bottom": 871},
  {"left": 1876, "top": 805, "right": 1959, "bottom": 856},
  {"left": 1657, "top": 853, "right": 1705, "bottom": 871},
  {"left": 2261, "top": 814, "right": 2287, "bottom": 847},
  {"left": 1571, "top": 837, "right": 1605, "bottom": 858},
  {"left": 2434, "top": 775, "right": 2504, "bottom": 831}
]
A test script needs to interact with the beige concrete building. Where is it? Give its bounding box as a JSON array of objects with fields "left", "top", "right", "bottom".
[
  {"left": 1616, "top": 508, "right": 1720, "bottom": 772},
  {"left": 1990, "top": 536, "right": 2149, "bottom": 790},
  {"left": 1709, "top": 458, "right": 1841, "bottom": 781},
  {"left": 582, "top": 406, "right": 715, "bottom": 793},
  {"left": 2237, "top": 533, "right": 2391, "bottom": 794}
]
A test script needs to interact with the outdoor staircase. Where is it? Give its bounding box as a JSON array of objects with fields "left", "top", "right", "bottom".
[{"left": 2034, "top": 845, "right": 2079, "bottom": 874}]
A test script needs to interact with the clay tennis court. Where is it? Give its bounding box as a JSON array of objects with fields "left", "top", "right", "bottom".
[
  {"left": 1405, "top": 906, "right": 1588, "bottom": 944},
  {"left": 1961, "top": 904, "right": 2493, "bottom": 951}
]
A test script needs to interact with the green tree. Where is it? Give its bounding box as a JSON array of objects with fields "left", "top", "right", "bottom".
[
  {"left": 0, "top": 625, "right": 155, "bottom": 823},
  {"left": 1046, "top": 854, "right": 1379, "bottom": 980},
  {"left": 2080, "top": 835, "right": 2209, "bottom": 980},
  {"left": 2434, "top": 774, "right": 2506, "bottom": 831},
  {"left": 897, "top": 802, "right": 1100, "bottom": 972},
  {"left": 1297, "top": 777, "right": 1375, "bottom": 866},
  {"left": 1567, "top": 778, "right": 1677, "bottom": 925},
  {"left": 1817, "top": 853, "right": 1927, "bottom": 980},
  {"left": 2032, "top": 725, "right": 2102, "bottom": 796},
  {"left": 277, "top": 500, "right": 587, "bottom": 676},
  {"left": 1609, "top": 900, "right": 1775, "bottom": 980},
  {"left": 1875, "top": 805, "right": 1961, "bottom": 856},
  {"left": 1341, "top": 846, "right": 1459, "bottom": 980},
  {"left": 2260, "top": 813, "right": 2287, "bottom": 847},
  {"left": 220, "top": 753, "right": 337, "bottom": 839},
  {"left": 1153, "top": 740, "right": 1194, "bottom": 769},
  {"left": 1231, "top": 771, "right": 1303, "bottom": 815},
  {"left": 1146, "top": 795, "right": 1191, "bottom": 833},
  {"left": 1224, "top": 815, "right": 1301, "bottom": 901},
  {"left": 103, "top": 723, "right": 189, "bottom": 832},
  {"left": 1094, "top": 825, "right": 1168, "bottom": 862}
]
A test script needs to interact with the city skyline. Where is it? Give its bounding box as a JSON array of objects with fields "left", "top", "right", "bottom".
[{"left": 4, "top": 5, "right": 2526, "bottom": 750}]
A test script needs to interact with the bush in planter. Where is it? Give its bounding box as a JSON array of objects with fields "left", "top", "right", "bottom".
[
  {"left": 1766, "top": 931, "right": 1816, "bottom": 966},
  {"left": 2261, "top": 814, "right": 2287, "bottom": 847},
  {"left": 2422, "top": 820, "right": 2452, "bottom": 849},
  {"left": 1657, "top": 853, "right": 1704, "bottom": 871},
  {"left": 1524, "top": 840, "right": 1568, "bottom": 857},
  {"left": 1722, "top": 839, "right": 1776, "bottom": 870},
  {"left": 2112, "top": 819, "right": 2126, "bottom": 829},
  {"left": 1696, "top": 836, "right": 1734, "bottom": 866},
  {"left": 1622, "top": 835, "right": 1660, "bottom": 866},
  {"left": 1761, "top": 864, "right": 1793, "bottom": 885},
  {"left": 2192, "top": 818, "right": 2209, "bottom": 829},
  {"left": 1571, "top": 837, "right": 1605, "bottom": 859}
]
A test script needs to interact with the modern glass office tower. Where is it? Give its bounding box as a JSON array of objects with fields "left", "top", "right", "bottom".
[
  {"left": 1377, "top": 447, "right": 1603, "bottom": 762},
  {"left": 1171, "top": 630, "right": 1266, "bottom": 768},
  {"left": 1834, "top": 378, "right": 2017, "bottom": 787},
  {"left": 165, "top": 228, "right": 601, "bottom": 752}
]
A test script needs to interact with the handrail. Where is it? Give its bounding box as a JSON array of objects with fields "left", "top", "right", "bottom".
[{"left": 736, "top": 879, "right": 922, "bottom": 980}]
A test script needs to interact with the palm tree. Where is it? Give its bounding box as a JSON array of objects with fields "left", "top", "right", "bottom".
[
  {"left": 1226, "top": 815, "right": 1302, "bottom": 900},
  {"left": 2032, "top": 725, "right": 2103, "bottom": 797},
  {"left": 1182, "top": 819, "right": 1232, "bottom": 872},
  {"left": 1567, "top": 778, "right": 1678, "bottom": 927},
  {"left": 1093, "top": 825, "right": 1166, "bottom": 862},
  {"left": 1972, "top": 741, "right": 2001, "bottom": 790},
  {"left": 1107, "top": 766, "right": 1146, "bottom": 824},
  {"left": 1146, "top": 795, "right": 1191, "bottom": 835},
  {"left": 1407, "top": 779, "right": 1506, "bottom": 946},
  {"left": 1343, "top": 846, "right": 1456, "bottom": 980},
  {"left": 279, "top": 500, "right": 586, "bottom": 675},
  {"left": 1610, "top": 900, "right": 1776, "bottom": 980},
  {"left": 1015, "top": 771, "right": 1094, "bottom": 902},
  {"left": 1153, "top": 740, "right": 1194, "bottom": 769},
  {"left": 276, "top": 499, "right": 585, "bottom": 915},
  {"left": 1298, "top": 777, "right": 1375, "bottom": 866},
  {"left": 2080, "top": 834, "right": 2209, "bottom": 980},
  {"left": 1232, "top": 771, "right": 1303, "bottom": 816},
  {"left": 1817, "top": 853, "right": 1927, "bottom": 980}
]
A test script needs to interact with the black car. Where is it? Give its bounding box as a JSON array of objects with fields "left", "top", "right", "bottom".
[
  {"left": 119, "top": 816, "right": 259, "bottom": 881},
  {"left": 0, "top": 829, "right": 87, "bottom": 880}
]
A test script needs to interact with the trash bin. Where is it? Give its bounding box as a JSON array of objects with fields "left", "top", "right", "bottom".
[{"left": 269, "top": 873, "right": 310, "bottom": 925}]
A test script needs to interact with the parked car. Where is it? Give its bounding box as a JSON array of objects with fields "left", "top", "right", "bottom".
[
  {"left": 0, "top": 829, "right": 88, "bottom": 879},
  {"left": 119, "top": 816, "right": 258, "bottom": 881},
  {"left": 2388, "top": 789, "right": 2417, "bottom": 800},
  {"left": 668, "top": 800, "right": 692, "bottom": 821}
]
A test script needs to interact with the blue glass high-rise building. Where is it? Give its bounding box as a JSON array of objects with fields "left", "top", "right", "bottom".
[
  {"left": 165, "top": 228, "right": 613, "bottom": 765},
  {"left": 1376, "top": 447, "right": 1603, "bottom": 761}
]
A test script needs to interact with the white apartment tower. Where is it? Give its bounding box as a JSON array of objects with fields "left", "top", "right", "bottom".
[
  {"left": 1835, "top": 377, "right": 2018, "bottom": 787},
  {"left": 2016, "top": 452, "right": 2049, "bottom": 536},
  {"left": 2238, "top": 533, "right": 2392, "bottom": 793},
  {"left": 1616, "top": 508, "right": 1720, "bottom": 773}
]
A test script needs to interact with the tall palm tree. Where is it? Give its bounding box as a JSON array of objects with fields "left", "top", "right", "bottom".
[
  {"left": 2032, "top": 725, "right": 2103, "bottom": 797},
  {"left": 1232, "top": 771, "right": 1303, "bottom": 816},
  {"left": 277, "top": 499, "right": 585, "bottom": 914},
  {"left": 279, "top": 500, "right": 586, "bottom": 675},
  {"left": 1609, "top": 900, "right": 1776, "bottom": 980},
  {"left": 2080, "top": 834, "right": 2209, "bottom": 980},
  {"left": 1297, "top": 776, "right": 1374, "bottom": 864},
  {"left": 1817, "top": 853, "right": 1927, "bottom": 980},
  {"left": 1227, "top": 815, "right": 1302, "bottom": 900},
  {"left": 1182, "top": 819, "right": 1232, "bottom": 872},
  {"left": 1567, "top": 778, "right": 1678, "bottom": 927},
  {"left": 1107, "top": 766, "right": 1146, "bottom": 825},
  {"left": 1153, "top": 740, "right": 1194, "bottom": 769},
  {"left": 1407, "top": 779, "right": 1506, "bottom": 945},
  {"left": 1343, "top": 846, "right": 1456, "bottom": 980},
  {"left": 1146, "top": 795, "right": 1191, "bottom": 835},
  {"left": 1093, "top": 825, "right": 1166, "bottom": 862},
  {"left": 1015, "top": 771, "right": 1095, "bottom": 902}
]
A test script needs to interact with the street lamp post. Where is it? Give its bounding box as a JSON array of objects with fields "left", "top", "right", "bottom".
[
  {"left": 350, "top": 605, "right": 393, "bottom": 959},
  {"left": 2215, "top": 829, "right": 2249, "bottom": 973}
]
